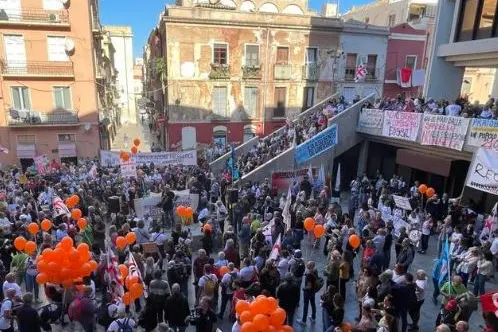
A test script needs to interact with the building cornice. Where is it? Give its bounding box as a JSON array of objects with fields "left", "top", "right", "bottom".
[{"left": 389, "top": 32, "right": 427, "bottom": 41}]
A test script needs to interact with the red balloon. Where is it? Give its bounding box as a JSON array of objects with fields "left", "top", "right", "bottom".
[{"left": 60, "top": 236, "right": 73, "bottom": 251}]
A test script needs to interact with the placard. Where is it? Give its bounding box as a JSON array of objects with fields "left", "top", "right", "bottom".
[
  {"left": 99, "top": 150, "right": 197, "bottom": 167},
  {"left": 142, "top": 242, "right": 159, "bottom": 254},
  {"left": 381, "top": 111, "right": 421, "bottom": 141},
  {"left": 466, "top": 148, "right": 498, "bottom": 196},
  {"left": 392, "top": 195, "right": 412, "bottom": 211},
  {"left": 134, "top": 190, "right": 199, "bottom": 219},
  {"left": 120, "top": 161, "right": 137, "bottom": 179},
  {"left": 100, "top": 150, "right": 121, "bottom": 167},
  {"left": 421, "top": 114, "right": 470, "bottom": 150},
  {"left": 466, "top": 118, "right": 498, "bottom": 149},
  {"left": 295, "top": 124, "right": 338, "bottom": 164},
  {"left": 357, "top": 109, "right": 384, "bottom": 135}
]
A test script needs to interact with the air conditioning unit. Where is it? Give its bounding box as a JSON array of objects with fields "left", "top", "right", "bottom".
[{"left": 48, "top": 13, "right": 60, "bottom": 23}]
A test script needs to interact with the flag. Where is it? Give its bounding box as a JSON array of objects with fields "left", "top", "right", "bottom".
[
  {"left": 307, "top": 164, "right": 314, "bottom": 186},
  {"left": 52, "top": 196, "right": 70, "bottom": 218},
  {"left": 432, "top": 236, "right": 451, "bottom": 288},
  {"left": 88, "top": 165, "right": 97, "bottom": 178},
  {"left": 355, "top": 62, "right": 367, "bottom": 82},
  {"left": 262, "top": 224, "right": 273, "bottom": 246},
  {"left": 106, "top": 247, "right": 124, "bottom": 299},
  {"left": 282, "top": 185, "right": 292, "bottom": 231},
  {"left": 334, "top": 163, "right": 341, "bottom": 193},
  {"left": 317, "top": 164, "right": 325, "bottom": 189},
  {"left": 269, "top": 234, "right": 281, "bottom": 261},
  {"left": 128, "top": 252, "right": 143, "bottom": 281},
  {"left": 480, "top": 291, "right": 498, "bottom": 316}
]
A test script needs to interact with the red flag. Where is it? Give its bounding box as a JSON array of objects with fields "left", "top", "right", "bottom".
[{"left": 480, "top": 291, "right": 498, "bottom": 317}]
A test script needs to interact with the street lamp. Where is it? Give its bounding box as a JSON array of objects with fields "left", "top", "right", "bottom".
[{"left": 327, "top": 48, "right": 344, "bottom": 92}]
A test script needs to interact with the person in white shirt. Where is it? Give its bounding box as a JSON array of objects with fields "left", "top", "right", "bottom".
[
  {"left": 107, "top": 313, "right": 136, "bottom": 332},
  {"left": 0, "top": 289, "right": 15, "bottom": 331},
  {"left": 445, "top": 101, "right": 462, "bottom": 116},
  {"left": 150, "top": 227, "right": 167, "bottom": 247},
  {"left": 219, "top": 262, "right": 237, "bottom": 319},
  {"left": 198, "top": 264, "right": 218, "bottom": 301},
  {"left": 409, "top": 270, "right": 427, "bottom": 330},
  {"left": 419, "top": 214, "right": 433, "bottom": 254},
  {"left": 133, "top": 220, "right": 150, "bottom": 245},
  {"left": 2, "top": 273, "right": 21, "bottom": 299},
  {"left": 276, "top": 250, "right": 290, "bottom": 278},
  {"left": 0, "top": 213, "right": 11, "bottom": 235}
]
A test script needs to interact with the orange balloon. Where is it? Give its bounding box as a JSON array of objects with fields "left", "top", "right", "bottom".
[
  {"left": 77, "top": 218, "right": 88, "bottom": 230},
  {"left": 130, "top": 146, "right": 138, "bottom": 155},
  {"left": 235, "top": 300, "right": 251, "bottom": 315},
  {"left": 88, "top": 260, "right": 98, "bottom": 271},
  {"left": 42, "top": 248, "right": 55, "bottom": 261},
  {"left": 176, "top": 205, "right": 185, "bottom": 216},
  {"left": 78, "top": 250, "right": 91, "bottom": 262},
  {"left": 122, "top": 153, "right": 130, "bottom": 162},
  {"left": 253, "top": 314, "right": 269, "bottom": 331},
  {"left": 116, "top": 236, "right": 127, "bottom": 249},
  {"left": 267, "top": 326, "right": 277, "bottom": 332},
  {"left": 348, "top": 234, "right": 361, "bottom": 249},
  {"left": 68, "top": 248, "right": 80, "bottom": 262},
  {"left": 249, "top": 300, "right": 266, "bottom": 315},
  {"left": 281, "top": 325, "right": 293, "bottom": 332},
  {"left": 203, "top": 223, "right": 212, "bottom": 232},
  {"left": 125, "top": 275, "right": 138, "bottom": 290},
  {"left": 418, "top": 184, "right": 428, "bottom": 194},
  {"left": 130, "top": 282, "right": 144, "bottom": 299},
  {"left": 41, "top": 219, "right": 52, "bottom": 232},
  {"left": 118, "top": 264, "right": 128, "bottom": 279},
  {"left": 71, "top": 208, "right": 82, "bottom": 220},
  {"left": 119, "top": 151, "right": 126, "bottom": 159},
  {"left": 77, "top": 243, "right": 89, "bottom": 253},
  {"left": 185, "top": 206, "right": 193, "bottom": 217},
  {"left": 71, "top": 194, "right": 80, "bottom": 205},
  {"left": 133, "top": 138, "right": 141, "bottom": 146},
  {"left": 122, "top": 292, "right": 132, "bottom": 306},
  {"left": 240, "top": 322, "right": 256, "bottom": 332},
  {"left": 267, "top": 297, "right": 278, "bottom": 313},
  {"left": 14, "top": 236, "right": 27, "bottom": 251},
  {"left": 313, "top": 224, "right": 325, "bottom": 238},
  {"left": 426, "top": 187, "right": 435, "bottom": 198},
  {"left": 304, "top": 217, "right": 315, "bottom": 231},
  {"left": 81, "top": 263, "right": 92, "bottom": 276},
  {"left": 37, "top": 260, "right": 49, "bottom": 273},
  {"left": 219, "top": 266, "right": 229, "bottom": 276},
  {"left": 125, "top": 232, "right": 136, "bottom": 245},
  {"left": 24, "top": 241, "right": 37, "bottom": 255},
  {"left": 240, "top": 310, "right": 254, "bottom": 324},
  {"left": 60, "top": 236, "right": 74, "bottom": 251},
  {"left": 269, "top": 307, "right": 287, "bottom": 327},
  {"left": 62, "top": 279, "right": 74, "bottom": 288},
  {"left": 27, "top": 222, "right": 39, "bottom": 235}
]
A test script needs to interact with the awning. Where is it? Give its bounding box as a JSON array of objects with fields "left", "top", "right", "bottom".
[
  {"left": 58, "top": 143, "right": 77, "bottom": 158},
  {"left": 16, "top": 144, "right": 35, "bottom": 159},
  {"left": 396, "top": 149, "right": 453, "bottom": 177}
]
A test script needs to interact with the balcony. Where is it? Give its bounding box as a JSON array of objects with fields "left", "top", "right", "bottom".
[
  {"left": 345, "top": 66, "right": 356, "bottom": 81},
  {"left": 7, "top": 109, "right": 79, "bottom": 126},
  {"left": 274, "top": 64, "right": 292, "bottom": 80},
  {"left": 303, "top": 63, "right": 318, "bottom": 81},
  {"left": 0, "top": 60, "right": 74, "bottom": 78},
  {"left": 241, "top": 64, "right": 262, "bottom": 79},
  {"left": 344, "top": 66, "right": 381, "bottom": 82},
  {"left": 0, "top": 8, "right": 69, "bottom": 27},
  {"left": 209, "top": 63, "right": 230, "bottom": 79}
]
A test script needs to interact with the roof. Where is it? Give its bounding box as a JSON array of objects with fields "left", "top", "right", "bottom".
[{"left": 390, "top": 23, "right": 426, "bottom": 35}]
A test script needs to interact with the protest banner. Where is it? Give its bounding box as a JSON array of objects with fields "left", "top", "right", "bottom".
[
  {"left": 295, "top": 124, "right": 338, "bottom": 164},
  {"left": 381, "top": 111, "right": 421, "bottom": 141},
  {"left": 134, "top": 190, "right": 199, "bottom": 219},
  {"left": 466, "top": 148, "right": 498, "bottom": 196},
  {"left": 34, "top": 155, "right": 48, "bottom": 174},
  {"left": 120, "top": 160, "right": 137, "bottom": 179},
  {"left": 420, "top": 114, "right": 470, "bottom": 150},
  {"left": 271, "top": 168, "right": 317, "bottom": 193},
  {"left": 466, "top": 118, "right": 498, "bottom": 150},
  {"left": 100, "top": 150, "right": 197, "bottom": 167},
  {"left": 392, "top": 195, "right": 412, "bottom": 211},
  {"left": 377, "top": 201, "right": 409, "bottom": 237},
  {"left": 357, "top": 109, "right": 384, "bottom": 135}
]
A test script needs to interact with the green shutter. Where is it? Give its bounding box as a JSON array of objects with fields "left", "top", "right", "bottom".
[
  {"left": 12, "top": 87, "right": 21, "bottom": 109},
  {"left": 62, "top": 87, "right": 71, "bottom": 109},
  {"left": 21, "top": 87, "right": 31, "bottom": 110},
  {"left": 54, "top": 88, "right": 63, "bottom": 108}
]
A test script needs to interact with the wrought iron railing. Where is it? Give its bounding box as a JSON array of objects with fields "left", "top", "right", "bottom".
[
  {"left": 6, "top": 109, "right": 79, "bottom": 126},
  {"left": 303, "top": 63, "right": 318, "bottom": 80},
  {"left": 1, "top": 60, "right": 74, "bottom": 77},
  {"left": 209, "top": 63, "right": 231, "bottom": 79},
  {"left": 0, "top": 8, "right": 69, "bottom": 24},
  {"left": 241, "top": 64, "right": 262, "bottom": 79}
]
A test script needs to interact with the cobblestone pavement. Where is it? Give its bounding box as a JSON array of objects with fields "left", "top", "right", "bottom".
[{"left": 111, "top": 118, "right": 157, "bottom": 153}]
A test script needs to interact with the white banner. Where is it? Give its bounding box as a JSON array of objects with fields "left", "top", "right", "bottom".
[
  {"left": 357, "top": 109, "right": 384, "bottom": 135},
  {"left": 134, "top": 190, "right": 199, "bottom": 219},
  {"left": 420, "top": 114, "right": 470, "bottom": 151},
  {"left": 382, "top": 111, "right": 421, "bottom": 141},
  {"left": 466, "top": 118, "right": 498, "bottom": 149},
  {"left": 100, "top": 150, "right": 197, "bottom": 167},
  {"left": 120, "top": 161, "right": 137, "bottom": 179},
  {"left": 377, "top": 201, "right": 410, "bottom": 237},
  {"left": 392, "top": 195, "right": 412, "bottom": 211},
  {"left": 466, "top": 148, "right": 498, "bottom": 196}
]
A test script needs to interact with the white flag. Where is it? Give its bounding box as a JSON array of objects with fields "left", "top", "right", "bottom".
[
  {"left": 269, "top": 234, "right": 281, "bottom": 261},
  {"left": 308, "top": 164, "right": 314, "bottom": 186},
  {"left": 52, "top": 196, "right": 70, "bottom": 218},
  {"left": 106, "top": 247, "right": 124, "bottom": 299},
  {"left": 318, "top": 164, "right": 326, "bottom": 188},
  {"left": 334, "top": 163, "right": 341, "bottom": 192},
  {"left": 283, "top": 185, "right": 292, "bottom": 231},
  {"left": 128, "top": 252, "right": 147, "bottom": 297}
]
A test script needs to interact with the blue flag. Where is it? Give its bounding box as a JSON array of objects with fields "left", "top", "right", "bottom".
[{"left": 432, "top": 236, "right": 450, "bottom": 287}]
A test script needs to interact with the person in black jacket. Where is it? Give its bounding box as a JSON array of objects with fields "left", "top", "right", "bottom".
[
  {"left": 16, "top": 292, "right": 42, "bottom": 332},
  {"left": 165, "top": 283, "right": 190, "bottom": 332},
  {"left": 392, "top": 273, "right": 417, "bottom": 332},
  {"left": 276, "top": 273, "right": 300, "bottom": 325},
  {"left": 383, "top": 224, "right": 394, "bottom": 270}
]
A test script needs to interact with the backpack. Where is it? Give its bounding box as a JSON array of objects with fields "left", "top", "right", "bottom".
[
  {"left": 293, "top": 258, "right": 305, "bottom": 278},
  {"left": 201, "top": 275, "right": 216, "bottom": 297},
  {"left": 313, "top": 272, "right": 324, "bottom": 293},
  {"left": 68, "top": 297, "right": 82, "bottom": 321},
  {"left": 116, "top": 317, "right": 133, "bottom": 332},
  {"left": 228, "top": 272, "right": 238, "bottom": 292}
]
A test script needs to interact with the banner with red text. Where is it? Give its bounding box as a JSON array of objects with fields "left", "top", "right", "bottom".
[
  {"left": 271, "top": 168, "right": 317, "bottom": 193},
  {"left": 421, "top": 114, "right": 470, "bottom": 151},
  {"left": 466, "top": 148, "right": 498, "bottom": 196},
  {"left": 381, "top": 111, "right": 421, "bottom": 141}
]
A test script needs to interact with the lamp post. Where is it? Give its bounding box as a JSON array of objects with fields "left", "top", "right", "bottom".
[{"left": 327, "top": 48, "right": 344, "bottom": 94}]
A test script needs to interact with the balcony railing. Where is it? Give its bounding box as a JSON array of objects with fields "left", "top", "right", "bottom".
[
  {"left": 7, "top": 109, "right": 79, "bottom": 126},
  {"left": 345, "top": 66, "right": 356, "bottom": 81},
  {"left": 209, "top": 63, "right": 230, "bottom": 79},
  {"left": 242, "top": 64, "right": 262, "bottom": 79},
  {"left": 0, "top": 8, "right": 69, "bottom": 25},
  {"left": 1, "top": 60, "right": 74, "bottom": 78},
  {"left": 303, "top": 63, "right": 318, "bottom": 80},
  {"left": 274, "top": 64, "right": 292, "bottom": 80},
  {"left": 344, "top": 66, "right": 381, "bottom": 81}
]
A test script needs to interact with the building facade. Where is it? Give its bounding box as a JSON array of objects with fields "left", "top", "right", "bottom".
[
  {"left": 0, "top": 0, "right": 102, "bottom": 168},
  {"left": 105, "top": 26, "right": 136, "bottom": 124},
  {"left": 133, "top": 58, "right": 143, "bottom": 110},
  {"left": 144, "top": 0, "right": 389, "bottom": 150}
]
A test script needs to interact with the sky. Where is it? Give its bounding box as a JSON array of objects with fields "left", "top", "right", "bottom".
[{"left": 99, "top": 0, "right": 370, "bottom": 58}]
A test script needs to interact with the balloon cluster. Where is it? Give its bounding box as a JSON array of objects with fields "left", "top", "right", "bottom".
[
  {"left": 176, "top": 205, "right": 193, "bottom": 225},
  {"left": 115, "top": 232, "right": 137, "bottom": 250},
  {"left": 235, "top": 295, "right": 293, "bottom": 332},
  {"left": 64, "top": 195, "right": 88, "bottom": 230},
  {"left": 303, "top": 217, "right": 325, "bottom": 238},
  {"left": 418, "top": 184, "right": 435, "bottom": 198},
  {"left": 65, "top": 194, "right": 80, "bottom": 208},
  {"left": 35, "top": 238, "right": 97, "bottom": 288},
  {"left": 15, "top": 218, "right": 55, "bottom": 255},
  {"left": 130, "top": 138, "right": 140, "bottom": 155}
]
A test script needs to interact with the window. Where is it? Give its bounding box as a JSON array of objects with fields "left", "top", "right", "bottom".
[
  {"left": 276, "top": 47, "right": 289, "bottom": 64},
  {"left": 17, "top": 135, "right": 35, "bottom": 144},
  {"left": 303, "top": 87, "right": 315, "bottom": 110},
  {"left": 245, "top": 45, "right": 259, "bottom": 67},
  {"left": 405, "top": 55, "right": 417, "bottom": 70},
  {"left": 57, "top": 134, "right": 75, "bottom": 143},
  {"left": 457, "top": 0, "right": 480, "bottom": 41},
  {"left": 274, "top": 87, "right": 286, "bottom": 118},
  {"left": 11, "top": 87, "right": 31, "bottom": 110},
  {"left": 366, "top": 55, "right": 377, "bottom": 78},
  {"left": 53, "top": 86, "right": 72, "bottom": 109},
  {"left": 244, "top": 87, "right": 258, "bottom": 118},
  {"left": 345, "top": 53, "right": 357, "bottom": 79},
  {"left": 477, "top": 0, "right": 497, "bottom": 39},
  {"left": 306, "top": 48, "right": 318, "bottom": 64},
  {"left": 388, "top": 14, "right": 396, "bottom": 26},
  {"left": 213, "top": 43, "right": 228, "bottom": 65},
  {"left": 47, "top": 36, "right": 69, "bottom": 61},
  {"left": 212, "top": 87, "right": 227, "bottom": 117}
]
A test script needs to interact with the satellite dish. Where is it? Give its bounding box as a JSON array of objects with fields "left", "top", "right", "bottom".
[
  {"left": 64, "top": 38, "right": 75, "bottom": 54},
  {"left": 83, "top": 123, "right": 91, "bottom": 131}
]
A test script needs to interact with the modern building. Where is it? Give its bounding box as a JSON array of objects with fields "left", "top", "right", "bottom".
[
  {"left": 424, "top": 0, "right": 498, "bottom": 100},
  {"left": 144, "top": 0, "right": 389, "bottom": 150},
  {"left": 105, "top": 25, "right": 136, "bottom": 124},
  {"left": 0, "top": 0, "right": 102, "bottom": 168}
]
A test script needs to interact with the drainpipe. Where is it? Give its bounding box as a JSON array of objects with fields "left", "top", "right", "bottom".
[{"left": 262, "top": 27, "right": 270, "bottom": 136}]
